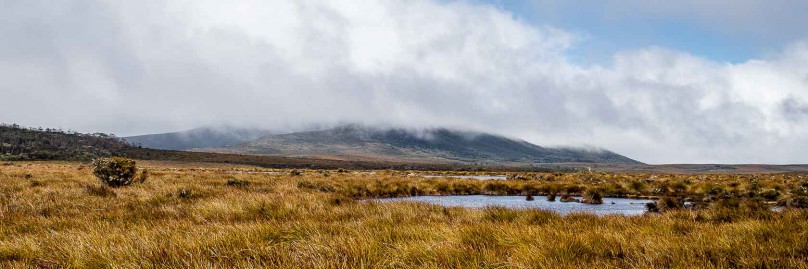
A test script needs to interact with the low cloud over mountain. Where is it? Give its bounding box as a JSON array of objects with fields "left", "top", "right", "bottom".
[{"left": 2, "top": 1, "right": 807, "bottom": 164}]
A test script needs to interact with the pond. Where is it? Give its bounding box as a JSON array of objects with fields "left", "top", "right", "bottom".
[
  {"left": 372, "top": 195, "right": 655, "bottom": 216},
  {"left": 226, "top": 171, "right": 285, "bottom": 175},
  {"left": 421, "top": 175, "right": 507, "bottom": 180}
]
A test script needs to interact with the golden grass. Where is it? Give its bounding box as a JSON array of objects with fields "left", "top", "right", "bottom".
[{"left": 0, "top": 161, "right": 806, "bottom": 268}]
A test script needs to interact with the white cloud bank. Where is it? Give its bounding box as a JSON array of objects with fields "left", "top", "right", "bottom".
[{"left": 1, "top": 0, "right": 807, "bottom": 164}]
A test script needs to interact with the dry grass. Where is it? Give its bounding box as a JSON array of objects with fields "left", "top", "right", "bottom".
[{"left": 0, "top": 161, "right": 806, "bottom": 268}]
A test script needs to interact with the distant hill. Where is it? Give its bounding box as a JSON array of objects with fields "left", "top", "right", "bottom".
[
  {"left": 203, "top": 125, "right": 642, "bottom": 164},
  {"left": 123, "top": 127, "right": 274, "bottom": 151},
  {"left": 4, "top": 123, "right": 808, "bottom": 173}
]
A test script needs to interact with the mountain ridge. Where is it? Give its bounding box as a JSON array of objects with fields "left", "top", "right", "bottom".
[
  {"left": 197, "top": 125, "right": 642, "bottom": 165},
  {"left": 123, "top": 126, "right": 274, "bottom": 151}
]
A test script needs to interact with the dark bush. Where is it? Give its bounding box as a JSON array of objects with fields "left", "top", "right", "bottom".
[
  {"left": 581, "top": 189, "right": 603, "bottom": 204},
  {"left": 760, "top": 189, "right": 780, "bottom": 200},
  {"left": 645, "top": 202, "right": 659, "bottom": 213},
  {"left": 657, "top": 196, "right": 683, "bottom": 211},
  {"left": 436, "top": 183, "right": 450, "bottom": 193},
  {"left": 92, "top": 157, "right": 137, "bottom": 187}
]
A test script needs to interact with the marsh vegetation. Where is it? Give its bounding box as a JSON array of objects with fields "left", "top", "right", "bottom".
[{"left": 0, "top": 161, "right": 806, "bottom": 267}]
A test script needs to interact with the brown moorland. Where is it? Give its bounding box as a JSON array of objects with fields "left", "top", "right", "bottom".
[{"left": 0, "top": 161, "right": 806, "bottom": 268}]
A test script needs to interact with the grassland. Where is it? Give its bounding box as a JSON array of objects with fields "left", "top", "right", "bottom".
[{"left": 1, "top": 161, "right": 807, "bottom": 268}]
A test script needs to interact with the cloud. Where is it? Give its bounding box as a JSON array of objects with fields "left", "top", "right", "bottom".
[{"left": 0, "top": 0, "right": 806, "bottom": 164}]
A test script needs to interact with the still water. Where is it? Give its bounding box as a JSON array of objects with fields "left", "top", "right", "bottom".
[
  {"left": 421, "top": 175, "right": 507, "bottom": 180},
  {"left": 372, "top": 195, "right": 655, "bottom": 216}
]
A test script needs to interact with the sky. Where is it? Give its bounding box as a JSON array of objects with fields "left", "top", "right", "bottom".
[{"left": 1, "top": 0, "right": 807, "bottom": 164}]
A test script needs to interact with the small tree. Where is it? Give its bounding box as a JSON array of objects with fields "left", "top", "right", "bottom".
[{"left": 92, "top": 157, "right": 137, "bottom": 187}]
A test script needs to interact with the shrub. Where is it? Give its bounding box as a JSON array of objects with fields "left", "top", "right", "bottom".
[
  {"left": 791, "top": 185, "right": 808, "bottom": 196},
  {"left": 628, "top": 180, "right": 646, "bottom": 193},
  {"left": 546, "top": 192, "right": 556, "bottom": 202},
  {"left": 436, "top": 183, "right": 450, "bottom": 193},
  {"left": 658, "top": 197, "right": 683, "bottom": 211},
  {"left": 645, "top": 202, "right": 659, "bottom": 213},
  {"left": 760, "top": 189, "right": 780, "bottom": 200},
  {"left": 581, "top": 189, "right": 603, "bottom": 204},
  {"left": 778, "top": 196, "right": 808, "bottom": 208},
  {"left": 92, "top": 157, "right": 137, "bottom": 187}
]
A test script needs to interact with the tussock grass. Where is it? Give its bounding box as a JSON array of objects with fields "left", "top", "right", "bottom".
[{"left": 0, "top": 161, "right": 806, "bottom": 268}]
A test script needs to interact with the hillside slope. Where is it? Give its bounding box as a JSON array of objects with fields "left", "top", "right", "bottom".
[
  {"left": 0, "top": 124, "right": 130, "bottom": 161},
  {"left": 124, "top": 127, "right": 273, "bottom": 150},
  {"left": 204, "top": 126, "right": 642, "bottom": 164}
]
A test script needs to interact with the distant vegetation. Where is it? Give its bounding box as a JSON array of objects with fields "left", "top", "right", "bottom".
[{"left": 0, "top": 124, "right": 129, "bottom": 161}]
